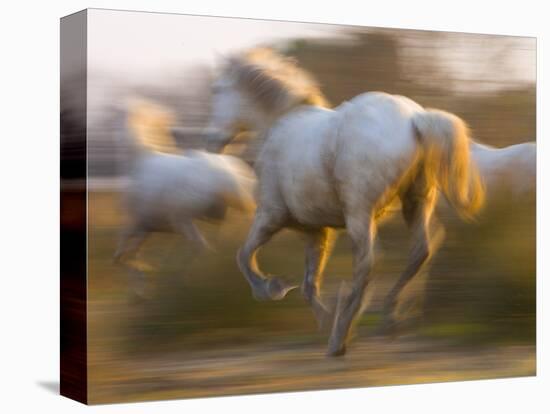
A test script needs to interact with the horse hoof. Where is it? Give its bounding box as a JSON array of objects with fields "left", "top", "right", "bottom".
[
  {"left": 251, "top": 277, "right": 297, "bottom": 301},
  {"left": 267, "top": 276, "right": 298, "bottom": 300},
  {"left": 326, "top": 344, "right": 347, "bottom": 357}
]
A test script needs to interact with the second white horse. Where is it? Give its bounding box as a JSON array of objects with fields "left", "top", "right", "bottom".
[{"left": 115, "top": 99, "right": 256, "bottom": 295}]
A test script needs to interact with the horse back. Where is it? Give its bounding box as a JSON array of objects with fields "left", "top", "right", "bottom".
[{"left": 332, "top": 93, "right": 422, "bottom": 211}]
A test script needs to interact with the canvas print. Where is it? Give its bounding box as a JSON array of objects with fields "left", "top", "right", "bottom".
[{"left": 60, "top": 8, "right": 536, "bottom": 404}]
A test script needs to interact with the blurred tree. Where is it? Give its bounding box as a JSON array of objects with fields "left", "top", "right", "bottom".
[{"left": 283, "top": 29, "right": 535, "bottom": 147}]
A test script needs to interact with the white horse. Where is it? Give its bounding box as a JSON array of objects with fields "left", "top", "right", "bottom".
[
  {"left": 434, "top": 140, "right": 535, "bottom": 225},
  {"left": 114, "top": 99, "right": 256, "bottom": 295},
  {"left": 471, "top": 140, "right": 535, "bottom": 200},
  {"left": 206, "top": 48, "right": 485, "bottom": 356}
]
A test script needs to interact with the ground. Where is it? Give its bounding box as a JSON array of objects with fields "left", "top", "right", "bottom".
[{"left": 87, "top": 191, "right": 536, "bottom": 404}]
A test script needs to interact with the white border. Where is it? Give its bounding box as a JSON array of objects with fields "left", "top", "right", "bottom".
[{"left": 0, "top": 1, "right": 547, "bottom": 413}]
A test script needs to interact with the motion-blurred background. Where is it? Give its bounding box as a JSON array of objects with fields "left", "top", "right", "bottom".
[{"left": 61, "top": 10, "right": 535, "bottom": 403}]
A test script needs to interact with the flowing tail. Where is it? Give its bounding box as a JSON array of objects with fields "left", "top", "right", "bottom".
[
  {"left": 126, "top": 98, "right": 180, "bottom": 155},
  {"left": 412, "top": 109, "right": 485, "bottom": 220}
]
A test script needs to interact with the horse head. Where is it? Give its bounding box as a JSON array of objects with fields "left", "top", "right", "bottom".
[{"left": 205, "top": 48, "right": 329, "bottom": 152}]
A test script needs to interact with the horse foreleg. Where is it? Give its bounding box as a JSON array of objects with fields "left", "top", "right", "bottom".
[
  {"left": 380, "top": 188, "right": 440, "bottom": 332},
  {"left": 328, "top": 214, "right": 376, "bottom": 356},
  {"left": 302, "top": 227, "right": 336, "bottom": 330},
  {"left": 237, "top": 209, "right": 297, "bottom": 301},
  {"left": 176, "top": 220, "right": 212, "bottom": 252},
  {"left": 165, "top": 219, "right": 214, "bottom": 284}
]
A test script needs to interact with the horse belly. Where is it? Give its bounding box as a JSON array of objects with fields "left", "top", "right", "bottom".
[
  {"left": 280, "top": 165, "right": 345, "bottom": 228},
  {"left": 128, "top": 155, "right": 226, "bottom": 230},
  {"left": 292, "top": 192, "right": 344, "bottom": 228}
]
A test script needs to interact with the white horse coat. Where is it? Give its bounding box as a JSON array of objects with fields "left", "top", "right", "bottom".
[
  {"left": 471, "top": 141, "right": 535, "bottom": 199},
  {"left": 255, "top": 94, "right": 425, "bottom": 229},
  {"left": 207, "top": 48, "right": 484, "bottom": 356},
  {"left": 126, "top": 151, "right": 255, "bottom": 230},
  {"left": 115, "top": 100, "right": 256, "bottom": 295}
]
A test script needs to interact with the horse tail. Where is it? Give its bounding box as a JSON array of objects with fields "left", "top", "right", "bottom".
[
  {"left": 412, "top": 109, "right": 485, "bottom": 220},
  {"left": 126, "top": 98, "right": 180, "bottom": 155}
]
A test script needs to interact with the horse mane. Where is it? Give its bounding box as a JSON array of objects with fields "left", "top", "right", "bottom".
[
  {"left": 127, "top": 98, "right": 181, "bottom": 154},
  {"left": 227, "top": 48, "right": 330, "bottom": 114}
]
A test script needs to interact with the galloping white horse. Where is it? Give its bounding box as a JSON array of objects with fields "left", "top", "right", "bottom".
[
  {"left": 114, "top": 99, "right": 256, "bottom": 294},
  {"left": 206, "top": 48, "right": 485, "bottom": 356}
]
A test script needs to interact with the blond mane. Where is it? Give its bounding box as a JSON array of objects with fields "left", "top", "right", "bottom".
[
  {"left": 127, "top": 98, "right": 180, "bottom": 154},
  {"left": 227, "top": 48, "right": 330, "bottom": 114}
]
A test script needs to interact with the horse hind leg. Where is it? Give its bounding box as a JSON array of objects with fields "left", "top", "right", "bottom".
[
  {"left": 175, "top": 219, "right": 212, "bottom": 252},
  {"left": 328, "top": 212, "right": 376, "bottom": 357},
  {"left": 237, "top": 208, "right": 297, "bottom": 301},
  {"left": 379, "top": 185, "right": 443, "bottom": 333},
  {"left": 113, "top": 225, "right": 148, "bottom": 264},
  {"left": 302, "top": 227, "right": 337, "bottom": 330},
  {"left": 113, "top": 225, "right": 151, "bottom": 298}
]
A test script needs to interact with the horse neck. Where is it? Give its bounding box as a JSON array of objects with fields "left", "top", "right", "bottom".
[{"left": 253, "top": 102, "right": 321, "bottom": 134}]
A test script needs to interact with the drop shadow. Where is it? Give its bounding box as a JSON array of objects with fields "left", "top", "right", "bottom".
[{"left": 36, "top": 380, "right": 59, "bottom": 395}]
